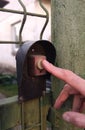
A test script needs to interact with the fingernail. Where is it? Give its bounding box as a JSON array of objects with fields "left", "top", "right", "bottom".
[{"left": 63, "top": 113, "right": 70, "bottom": 122}]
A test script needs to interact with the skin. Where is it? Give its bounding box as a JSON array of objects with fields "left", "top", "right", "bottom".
[{"left": 42, "top": 60, "right": 85, "bottom": 128}]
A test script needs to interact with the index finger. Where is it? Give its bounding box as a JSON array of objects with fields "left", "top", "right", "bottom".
[{"left": 42, "top": 60, "right": 85, "bottom": 96}]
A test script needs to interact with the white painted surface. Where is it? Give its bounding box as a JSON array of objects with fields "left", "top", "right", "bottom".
[{"left": 0, "top": 0, "right": 51, "bottom": 68}]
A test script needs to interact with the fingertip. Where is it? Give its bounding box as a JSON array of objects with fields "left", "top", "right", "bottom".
[
  {"left": 53, "top": 104, "right": 57, "bottom": 109},
  {"left": 41, "top": 60, "right": 52, "bottom": 71},
  {"left": 62, "top": 112, "right": 71, "bottom": 122},
  {"left": 42, "top": 60, "right": 49, "bottom": 66},
  {"left": 53, "top": 101, "right": 61, "bottom": 109}
]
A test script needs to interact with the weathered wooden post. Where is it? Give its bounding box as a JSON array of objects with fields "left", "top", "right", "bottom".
[{"left": 51, "top": 0, "right": 85, "bottom": 130}]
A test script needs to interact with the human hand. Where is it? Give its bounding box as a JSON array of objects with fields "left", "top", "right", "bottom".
[
  {"left": 54, "top": 84, "right": 85, "bottom": 128},
  {"left": 42, "top": 60, "right": 85, "bottom": 128},
  {"left": 42, "top": 60, "right": 85, "bottom": 96}
]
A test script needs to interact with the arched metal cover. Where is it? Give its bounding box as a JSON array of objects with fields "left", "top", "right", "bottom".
[{"left": 16, "top": 40, "right": 56, "bottom": 101}]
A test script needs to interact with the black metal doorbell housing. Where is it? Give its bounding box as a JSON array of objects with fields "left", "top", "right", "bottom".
[{"left": 16, "top": 40, "right": 56, "bottom": 102}]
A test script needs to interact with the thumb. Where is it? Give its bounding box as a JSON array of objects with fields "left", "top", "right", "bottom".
[{"left": 63, "top": 111, "right": 85, "bottom": 128}]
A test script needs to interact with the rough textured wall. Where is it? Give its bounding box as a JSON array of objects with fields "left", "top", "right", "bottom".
[{"left": 51, "top": 0, "right": 85, "bottom": 130}]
